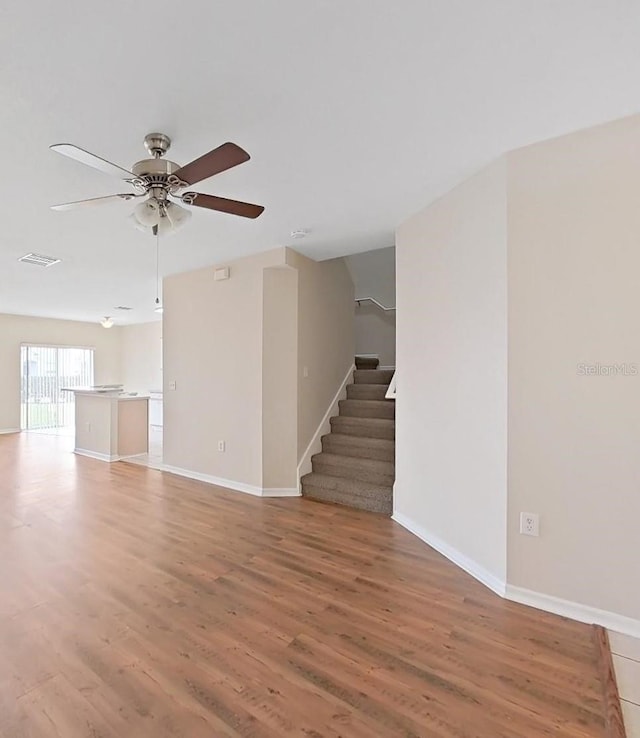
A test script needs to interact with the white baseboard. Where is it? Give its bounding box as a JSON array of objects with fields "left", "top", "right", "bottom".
[
  {"left": 296, "top": 363, "right": 355, "bottom": 485},
  {"left": 75, "top": 448, "right": 120, "bottom": 462},
  {"left": 162, "top": 464, "right": 299, "bottom": 498},
  {"left": 505, "top": 585, "right": 640, "bottom": 639},
  {"left": 0, "top": 428, "right": 20, "bottom": 435},
  {"left": 379, "top": 365, "right": 396, "bottom": 371},
  {"left": 391, "top": 511, "right": 506, "bottom": 596},
  {"left": 392, "top": 509, "right": 640, "bottom": 639},
  {"left": 262, "top": 487, "right": 301, "bottom": 497}
]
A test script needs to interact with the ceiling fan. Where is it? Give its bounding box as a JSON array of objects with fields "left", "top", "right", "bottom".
[{"left": 50, "top": 133, "right": 264, "bottom": 235}]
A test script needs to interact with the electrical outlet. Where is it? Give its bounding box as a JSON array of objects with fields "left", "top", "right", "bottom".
[
  {"left": 303, "top": 366, "right": 309, "bottom": 378},
  {"left": 520, "top": 512, "right": 540, "bottom": 537},
  {"left": 218, "top": 440, "right": 225, "bottom": 452}
]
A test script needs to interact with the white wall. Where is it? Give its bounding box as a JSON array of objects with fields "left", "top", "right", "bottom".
[
  {"left": 395, "top": 159, "right": 509, "bottom": 586},
  {"left": 0, "top": 313, "right": 121, "bottom": 432},
  {"left": 507, "top": 115, "right": 640, "bottom": 622},
  {"left": 345, "top": 247, "right": 396, "bottom": 367},
  {"left": 119, "top": 321, "right": 162, "bottom": 393}
]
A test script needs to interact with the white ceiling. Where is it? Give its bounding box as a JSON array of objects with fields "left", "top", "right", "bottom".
[{"left": 1, "top": 1, "right": 640, "bottom": 325}]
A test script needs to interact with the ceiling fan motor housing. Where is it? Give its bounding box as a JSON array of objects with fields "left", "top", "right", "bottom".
[
  {"left": 143, "top": 132, "right": 171, "bottom": 158},
  {"left": 132, "top": 157, "right": 183, "bottom": 199},
  {"left": 132, "top": 158, "right": 180, "bottom": 178}
]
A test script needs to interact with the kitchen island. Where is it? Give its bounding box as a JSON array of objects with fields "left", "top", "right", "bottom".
[{"left": 64, "top": 389, "right": 149, "bottom": 462}]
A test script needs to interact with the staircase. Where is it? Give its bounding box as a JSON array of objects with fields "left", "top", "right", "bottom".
[{"left": 301, "top": 356, "right": 395, "bottom": 514}]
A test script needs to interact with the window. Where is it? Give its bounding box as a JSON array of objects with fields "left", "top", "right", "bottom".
[{"left": 20, "top": 345, "right": 94, "bottom": 430}]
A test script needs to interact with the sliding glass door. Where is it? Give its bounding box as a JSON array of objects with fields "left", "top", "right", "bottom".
[{"left": 20, "top": 345, "right": 94, "bottom": 430}]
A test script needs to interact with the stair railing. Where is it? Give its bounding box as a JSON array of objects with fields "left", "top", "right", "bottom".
[
  {"left": 355, "top": 297, "right": 396, "bottom": 311},
  {"left": 385, "top": 371, "right": 396, "bottom": 399}
]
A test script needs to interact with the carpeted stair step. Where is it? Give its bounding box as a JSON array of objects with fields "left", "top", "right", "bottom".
[
  {"left": 301, "top": 357, "right": 396, "bottom": 516},
  {"left": 339, "top": 398, "right": 395, "bottom": 420},
  {"left": 330, "top": 415, "right": 395, "bottom": 440},
  {"left": 300, "top": 472, "right": 393, "bottom": 514},
  {"left": 321, "top": 433, "right": 395, "bottom": 462},
  {"left": 311, "top": 452, "right": 395, "bottom": 485},
  {"left": 353, "top": 369, "right": 395, "bottom": 385},
  {"left": 355, "top": 356, "right": 380, "bottom": 370},
  {"left": 346, "top": 383, "right": 389, "bottom": 400}
]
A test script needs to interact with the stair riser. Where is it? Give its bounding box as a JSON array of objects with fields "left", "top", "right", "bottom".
[
  {"left": 321, "top": 437, "right": 395, "bottom": 462},
  {"left": 330, "top": 418, "right": 395, "bottom": 440},
  {"left": 312, "top": 459, "right": 395, "bottom": 486},
  {"left": 303, "top": 486, "right": 392, "bottom": 515},
  {"left": 339, "top": 400, "right": 395, "bottom": 420},
  {"left": 355, "top": 358, "right": 380, "bottom": 370},
  {"left": 353, "top": 370, "right": 394, "bottom": 385},
  {"left": 346, "top": 384, "right": 389, "bottom": 400}
]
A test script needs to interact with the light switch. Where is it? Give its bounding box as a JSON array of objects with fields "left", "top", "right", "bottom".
[{"left": 169, "top": 380, "right": 177, "bottom": 390}]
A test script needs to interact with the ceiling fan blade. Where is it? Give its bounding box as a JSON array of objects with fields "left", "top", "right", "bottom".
[
  {"left": 50, "top": 144, "right": 139, "bottom": 182},
  {"left": 51, "top": 193, "right": 139, "bottom": 211},
  {"left": 172, "top": 142, "right": 250, "bottom": 186},
  {"left": 183, "top": 192, "right": 264, "bottom": 219}
]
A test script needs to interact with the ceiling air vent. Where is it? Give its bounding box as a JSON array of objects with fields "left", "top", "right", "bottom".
[
  {"left": 18, "top": 253, "right": 61, "bottom": 267},
  {"left": 114, "top": 306, "right": 133, "bottom": 311}
]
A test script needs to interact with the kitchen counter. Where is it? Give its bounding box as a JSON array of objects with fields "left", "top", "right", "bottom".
[{"left": 64, "top": 389, "right": 149, "bottom": 462}]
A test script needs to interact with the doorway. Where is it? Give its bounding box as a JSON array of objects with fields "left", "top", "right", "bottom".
[{"left": 20, "top": 345, "right": 94, "bottom": 433}]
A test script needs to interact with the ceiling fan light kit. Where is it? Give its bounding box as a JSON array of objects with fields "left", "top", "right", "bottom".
[
  {"left": 50, "top": 133, "right": 264, "bottom": 235},
  {"left": 129, "top": 199, "right": 192, "bottom": 235}
]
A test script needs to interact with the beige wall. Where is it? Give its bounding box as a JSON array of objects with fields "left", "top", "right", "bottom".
[
  {"left": 0, "top": 313, "right": 121, "bottom": 431},
  {"left": 162, "top": 249, "right": 284, "bottom": 487},
  {"left": 346, "top": 247, "right": 396, "bottom": 367},
  {"left": 119, "top": 321, "right": 162, "bottom": 393},
  {"left": 396, "top": 114, "right": 640, "bottom": 629},
  {"left": 286, "top": 249, "right": 355, "bottom": 461},
  {"left": 395, "top": 159, "right": 509, "bottom": 584},
  {"left": 162, "top": 247, "right": 354, "bottom": 492},
  {"left": 262, "top": 266, "right": 298, "bottom": 489},
  {"left": 507, "top": 115, "right": 640, "bottom": 620}
]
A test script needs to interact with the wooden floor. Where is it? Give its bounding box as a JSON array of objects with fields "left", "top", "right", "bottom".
[{"left": 0, "top": 432, "right": 607, "bottom": 737}]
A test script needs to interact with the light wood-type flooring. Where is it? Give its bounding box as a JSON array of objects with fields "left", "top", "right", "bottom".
[{"left": 0, "top": 432, "right": 607, "bottom": 737}]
